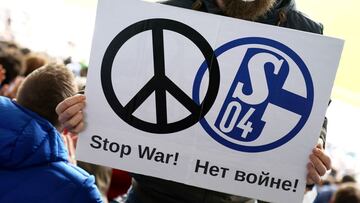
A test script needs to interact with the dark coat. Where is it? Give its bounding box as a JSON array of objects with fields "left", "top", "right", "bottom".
[{"left": 163, "top": 0, "right": 323, "bottom": 34}]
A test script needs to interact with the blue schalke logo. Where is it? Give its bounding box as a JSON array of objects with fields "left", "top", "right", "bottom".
[{"left": 193, "top": 37, "right": 314, "bottom": 152}]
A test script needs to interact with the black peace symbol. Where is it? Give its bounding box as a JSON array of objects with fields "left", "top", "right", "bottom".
[{"left": 101, "top": 18, "right": 220, "bottom": 134}]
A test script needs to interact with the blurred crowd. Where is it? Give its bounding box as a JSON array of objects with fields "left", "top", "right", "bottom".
[
  {"left": 311, "top": 168, "right": 360, "bottom": 203},
  {"left": 0, "top": 40, "right": 87, "bottom": 98},
  {"left": 0, "top": 39, "right": 132, "bottom": 203}
]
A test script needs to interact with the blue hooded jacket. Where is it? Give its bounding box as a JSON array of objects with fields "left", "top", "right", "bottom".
[{"left": 0, "top": 96, "right": 102, "bottom": 203}]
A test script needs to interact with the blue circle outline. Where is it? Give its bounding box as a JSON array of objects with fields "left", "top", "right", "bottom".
[{"left": 192, "top": 37, "right": 314, "bottom": 152}]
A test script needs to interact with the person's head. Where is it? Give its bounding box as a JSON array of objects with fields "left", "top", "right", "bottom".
[
  {"left": 16, "top": 63, "right": 77, "bottom": 128},
  {"left": 0, "top": 52, "right": 22, "bottom": 85},
  {"left": 0, "top": 41, "right": 19, "bottom": 51},
  {"left": 331, "top": 183, "right": 360, "bottom": 203},
  {"left": 23, "top": 53, "right": 48, "bottom": 76},
  {"left": 342, "top": 174, "right": 357, "bottom": 184},
  {"left": 216, "top": 0, "right": 276, "bottom": 21}
]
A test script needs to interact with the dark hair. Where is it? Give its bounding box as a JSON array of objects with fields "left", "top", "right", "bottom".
[
  {"left": 24, "top": 53, "right": 47, "bottom": 76},
  {"left": 333, "top": 183, "right": 360, "bottom": 203},
  {"left": 0, "top": 52, "right": 22, "bottom": 85},
  {"left": 16, "top": 63, "right": 77, "bottom": 127},
  {"left": 342, "top": 175, "right": 357, "bottom": 183}
]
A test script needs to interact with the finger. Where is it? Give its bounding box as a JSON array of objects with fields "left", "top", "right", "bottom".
[
  {"left": 55, "top": 94, "right": 86, "bottom": 115},
  {"left": 66, "top": 135, "right": 76, "bottom": 156},
  {"left": 62, "top": 111, "right": 83, "bottom": 130},
  {"left": 69, "top": 133, "right": 79, "bottom": 140},
  {"left": 309, "top": 153, "right": 327, "bottom": 176},
  {"left": 306, "top": 163, "right": 314, "bottom": 185},
  {"left": 61, "top": 133, "right": 68, "bottom": 148},
  {"left": 71, "top": 121, "right": 85, "bottom": 134},
  {"left": 58, "top": 102, "right": 85, "bottom": 124},
  {"left": 307, "top": 162, "right": 321, "bottom": 184},
  {"left": 70, "top": 134, "right": 79, "bottom": 148},
  {"left": 313, "top": 148, "right": 331, "bottom": 170},
  {"left": 316, "top": 141, "right": 323, "bottom": 150},
  {"left": 65, "top": 134, "right": 77, "bottom": 165}
]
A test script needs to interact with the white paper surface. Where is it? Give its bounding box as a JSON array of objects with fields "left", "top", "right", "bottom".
[{"left": 76, "top": 1, "right": 344, "bottom": 202}]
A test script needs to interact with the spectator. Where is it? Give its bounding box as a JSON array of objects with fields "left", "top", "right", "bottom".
[
  {"left": 0, "top": 63, "right": 102, "bottom": 203},
  {"left": 0, "top": 49, "right": 24, "bottom": 98},
  {"left": 23, "top": 53, "right": 47, "bottom": 76},
  {"left": 341, "top": 174, "right": 357, "bottom": 184},
  {"left": 313, "top": 176, "right": 337, "bottom": 203},
  {"left": 0, "top": 51, "right": 22, "bottom": 86},
  {"left": 331, "top": 183, "right": 360, "bottom": 203},
  {"left": 77, "top": 160, "right": 113, "bottom": 203}
]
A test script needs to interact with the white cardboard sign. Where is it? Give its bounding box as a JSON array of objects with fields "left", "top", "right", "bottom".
[{"left": 76, "top": 0, "right": 344, "bottom": 202}]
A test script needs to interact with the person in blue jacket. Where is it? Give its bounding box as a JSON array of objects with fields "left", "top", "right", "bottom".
[{"left": 0, "top": 63, "right": 102, "bottom": 203}]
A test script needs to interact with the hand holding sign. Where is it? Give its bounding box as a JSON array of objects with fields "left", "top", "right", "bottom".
[
  {"left": 56, "top": 94, "right": 86, "bottom": 133},
  {"left": 307, "top": 143, "right": 331, "bottom": 185}
]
